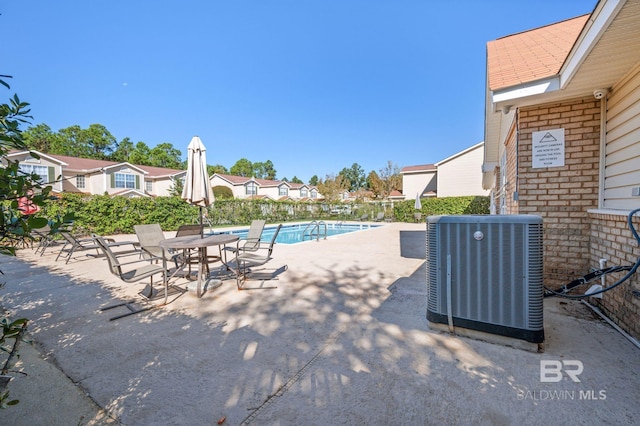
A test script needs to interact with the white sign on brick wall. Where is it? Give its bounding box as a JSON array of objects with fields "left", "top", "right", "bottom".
[{"left": 532, "top": 128, "right": 565, "bottom": 168}]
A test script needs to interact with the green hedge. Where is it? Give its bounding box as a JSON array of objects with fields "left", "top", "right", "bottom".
[
  {"left": 393, "top": 196, "right": 490, "bottom": 221},
  {"left": 39, "top": 193, "right": 490, "bottom": 235}
]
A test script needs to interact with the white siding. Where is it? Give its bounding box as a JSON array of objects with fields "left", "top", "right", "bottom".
[
  {"left": 604, "top": 64, "right": 640, "bottom": 209},
  {"left": 105, "top": 165, "right": 143, "bottom": 195},
  {"left": 403, "top": 171, "right": 437, "bottom": 199},
  {"left": 436, "top": 144, "right": 490, "bottom": 197},
  {"left": 260, "top": 186, "right": 280, "bottom": 199},
  {"left": 11, "top": 153, "right": 64, "bottom": 193},
  {"left": 152, "top": 178, "right": 176, "bottom": 196}
]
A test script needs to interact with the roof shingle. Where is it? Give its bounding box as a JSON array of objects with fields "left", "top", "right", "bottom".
[{"left": 487, "top": 15, "right": 589, "bottom": 91}]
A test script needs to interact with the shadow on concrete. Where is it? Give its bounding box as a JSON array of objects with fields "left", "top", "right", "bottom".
[
  {"left": 2, "top": 231, "right": 640, "bottom": 425},
  {"left": 399, "top": 230, "right": 425, "bottom": 259}
]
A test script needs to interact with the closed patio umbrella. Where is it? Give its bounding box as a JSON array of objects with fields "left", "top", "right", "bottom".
[
  {"left": 414, "top": 193, "right": 422, "bottom": 210},
  {"left": 181, "top": 136, "right": 214, "bottom": 236}
]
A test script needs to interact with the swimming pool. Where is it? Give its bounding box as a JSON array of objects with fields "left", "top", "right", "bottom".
[{"left": 226, "top": 222, "right": 381, "bottom": 245}]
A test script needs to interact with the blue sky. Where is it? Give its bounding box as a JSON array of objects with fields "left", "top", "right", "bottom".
[{"left": 3, "top": 1, "right": 595, "bottom": 183}]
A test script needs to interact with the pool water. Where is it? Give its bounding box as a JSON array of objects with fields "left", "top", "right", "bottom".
[{"left": 227, "top": 222, "right": 381, "bottom": 245}]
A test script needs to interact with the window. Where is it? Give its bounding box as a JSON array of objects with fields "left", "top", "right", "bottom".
[
  {"left": 146, "top": 180, "right": 153, "bottom": 192},
  {"left": 300, "top": 188, "right": 308, "bottom": 198},
  {"left": 310, "top": 189, "right": 317, "bottom": 199},
  {"left": 19, "top": 164, "right": 49, "bottom": 183},
  {"left": 245, "top": 182, "right": 257, "bottom": 196},
  {"left": 76, "top": 175, "right": 85, "bottom": 189},
  {"left": 114, "top": 172, "right": 136, "bottom": 189},
  {"left": 278, "top": 185, "right": 288, "bottom": 197}
]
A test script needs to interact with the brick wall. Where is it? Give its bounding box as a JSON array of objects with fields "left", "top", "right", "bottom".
[
  {"left": 516, "top": 97, "right": 601, "bottom": 288},
  {"left": 505, "top": 127, "right": 518, "bottom": 214},
  {"left": 589, "top": 211, "right": 640, "bottom": 339}
]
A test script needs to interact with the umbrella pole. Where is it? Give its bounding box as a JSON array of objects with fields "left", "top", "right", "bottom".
[{"left": 199, "top": 206, "right": 204, "bottom": 237}]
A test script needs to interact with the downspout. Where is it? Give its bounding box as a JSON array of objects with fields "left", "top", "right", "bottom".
[
  {"left": 101, "top": 168, "right": 107, "bottom": 193},
  {"left": 514, "top": 109, "right": 519, "bottom": 208},
  {"left": 597, "top": 95, "right": 607, "bottom": 209}
]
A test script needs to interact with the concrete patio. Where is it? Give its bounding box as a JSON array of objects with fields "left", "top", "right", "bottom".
[{"left": 0, "top": 222, "right": 639, "bottom": 425}]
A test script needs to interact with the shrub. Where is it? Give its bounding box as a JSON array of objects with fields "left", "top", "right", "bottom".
[
  {"left": 212, "top": 186, "right": 233, "bottom": 199},
  {"left": 393, "top": 196, "right": 490, "bottom": 221}
]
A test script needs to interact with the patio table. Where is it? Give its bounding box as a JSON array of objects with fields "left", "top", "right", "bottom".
[{"left": 160, "top": 234, "right": 239, "bottom": 297}]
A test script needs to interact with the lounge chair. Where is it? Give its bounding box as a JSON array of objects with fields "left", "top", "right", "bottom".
[
  {"left": 358, "top": 213, "right": 369, "bottom": 221},
  {"left": 374, "top": 212, "right": 385, "bottom": 222},
  {"left": 93, "top": 235, "right": 168, "bottom": 320},
  {"left": 33, "top": 224, "right": 56, "bottom": 256},
  {"left": 55, "top": 228, "right": 135, "bottom": 264}
]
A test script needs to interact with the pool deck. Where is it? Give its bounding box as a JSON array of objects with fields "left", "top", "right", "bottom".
[{"left": 1, "top": 221, "right": 639, "bottom": 425}]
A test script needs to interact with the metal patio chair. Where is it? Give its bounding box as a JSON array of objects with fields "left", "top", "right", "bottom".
[
  {"left": 226, "top": 219, "right": 266, "bottom": 256},
  {"left": 55, "top": 228, "right": 138, "bottom": 264},
  {"left": 235, "top": 224, "right": 285, "bottom": 289},
  {"left": 134, "top": 224, "right": 181, "bottom": 268},
  {"left": 94, "top": 235, "right": 168, "bottom": 321}
]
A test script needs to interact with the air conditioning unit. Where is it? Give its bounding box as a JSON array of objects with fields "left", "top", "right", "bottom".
[{"left": 426, "top": 215, "right": 544, "bottom": 344}]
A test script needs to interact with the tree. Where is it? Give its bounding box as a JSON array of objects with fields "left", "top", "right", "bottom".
[
  {"left": 230, "top": 158, "right": 254, "bottom": 177},
  {"left": 309, "top": 175, "right": 319, "bottom": 186},
  {"left": 83, "top": 124, "right": 116, "bottom": 159},
  {"left": 1, "top": 75, "right": 70, "bottom": 408},
  {"left": 22, "top": 123, "right": 59, "bottom": 153},
  {"left": 373, "top": 160, "right": 402, "bottom": 199},
  {"left": 128, "top": 141, "right": 152, "bottom": 166},
  {"left": 317, "top": 174, "right": 350, "bottom": 202},
  {"left": 230, "top": 158, "right": 278, "bottom": 179},
  {"left": 110, "top": 137, "right": 135, "bottom": 163},
  {"left": 148, "top": 142, "right": 182, "bottom": 169},
  {"left": 258, "top": 160, "right": 276, "bottom": 180},
  {"left": 367, "top": 170, "right": 383, "bottom": 198},
  {"left": 207, "top": 164, "right": 228, "bottom": 176},
  {"left": 338, "top": 163, "right": 366, "bottom": 191},
  {"left": 168, "top": 176, "right": 184, "bottom": 196},
  {"left": 290, "top": 176, "right": 303, "bottom": 184},
  {"left": 0, "top": 85, "right": 52, "bottom": 253},
  {"left": 56, "top": 124, "right": 116, "bottom": 159}
]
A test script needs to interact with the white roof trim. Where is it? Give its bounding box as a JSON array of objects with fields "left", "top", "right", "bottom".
[
  {"left": 481, "top": 162, "right": 499, "bottom": 173},
  {"left": 492, "top": 0, "right": 625, "bottom": 106},
  {"left": 102, "top": 162, "right": 148, "bottom": 174},
  {"left": 560, "top": 0, "right": 626, "bottom": 89},
  {"left": 492, "top": 77, "right": 560, "bottom": 105},
  {"left": 211, "top": 173, "right": 242, "bottom": 186},
  {"left": 436, "top": 141, "right": 484, "bottom": 166},
  {"left": 116, "top": 189, "right": 151, "bottom": 197},
  {"left": 7, "top": 149, "right": 68, "bottom": 166},
  {"left": 147, "top": 170, "right": 187, "bottom": 179}
]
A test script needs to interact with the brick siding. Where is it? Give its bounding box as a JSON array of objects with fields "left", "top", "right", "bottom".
[
  {"left": 502, "top": 96, "right": 640, "bottom": 340},
  {"left": 589, "top": 211, "right": 640, "bottom": 338},
  {"left": 515, "top": 98, "right": 601, "bottom": 287}
]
